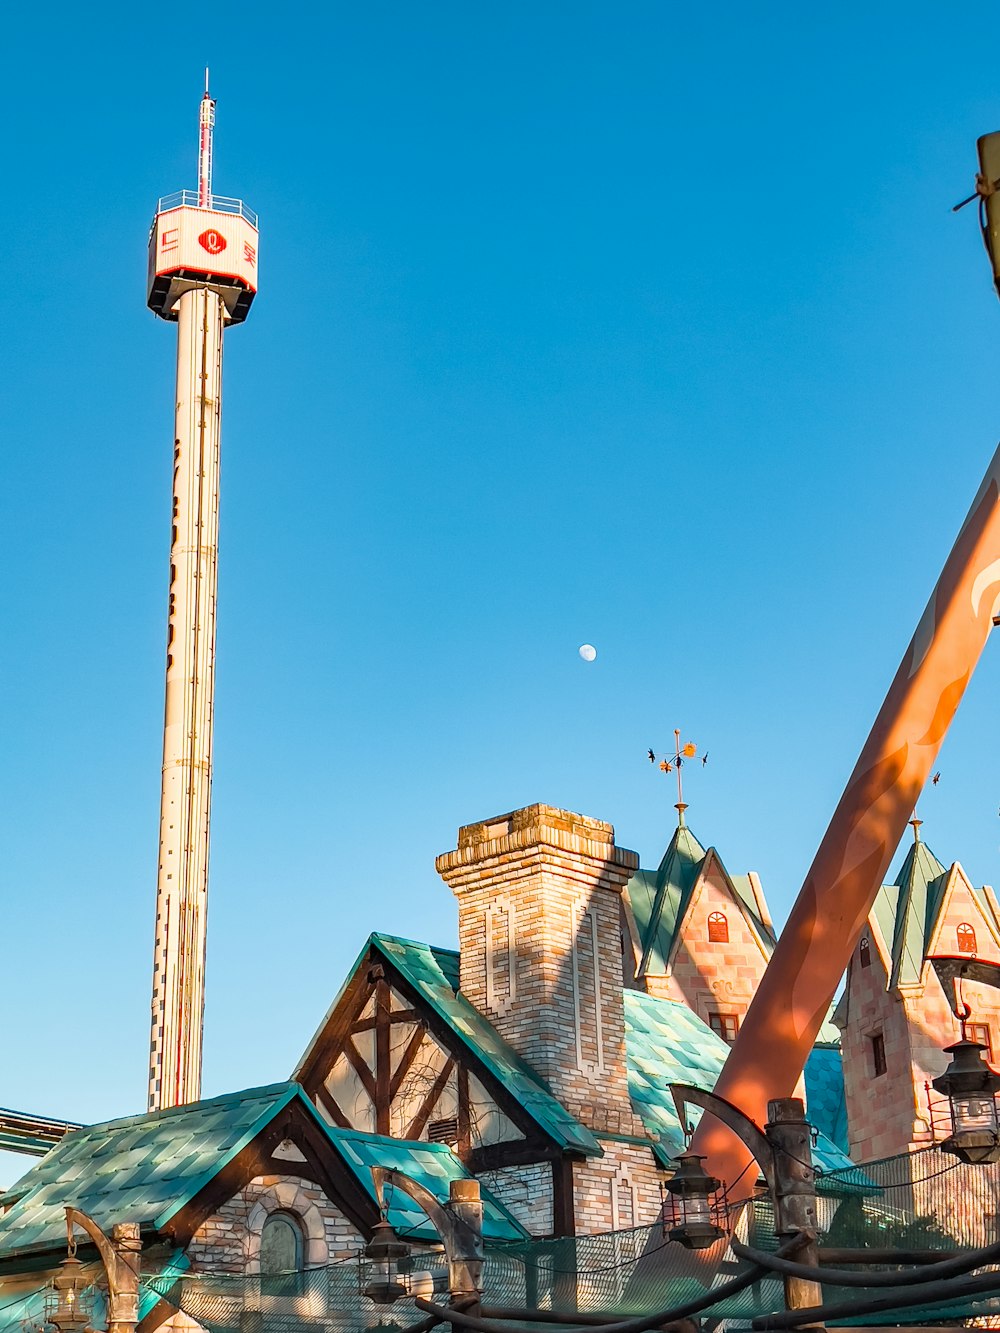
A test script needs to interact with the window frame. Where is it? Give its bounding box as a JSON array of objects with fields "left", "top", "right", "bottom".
[
  {"left": 957, "top": 923, "right": 978, "bottom": 955},
  {"left": 870, "top": 1032, "right": 887, "bottom": 1078},
  {"left": 707, "top": 911, "right": 729, "bottom": 944},
  {"left": 968, "top": 1022, "right": 994, "bottom": 1060},
  {"left": 708, "top": 1011, "right": 740, "bottom": 1044}
]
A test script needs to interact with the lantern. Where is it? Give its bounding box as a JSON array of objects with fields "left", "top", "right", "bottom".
[
  {"left": 932, "top": 1038, "right": 1000, "bottom": 1164},
  {"left": 363, "top": 1219, "right": 410, "bottom": 1305},
  {"left": 664, "top": 1152, "right": 724, "bottom": 1249},
  {"left": 43, "top": 1254, "right": 92, "bottom": 1333}
]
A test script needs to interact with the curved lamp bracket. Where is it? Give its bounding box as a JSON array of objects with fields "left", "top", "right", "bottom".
[{"left": 670, "top": 1084, "right": 775, "bottom": 1192}]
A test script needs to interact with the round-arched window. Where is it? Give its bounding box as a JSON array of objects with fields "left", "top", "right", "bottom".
[
  {"left": 708, "top": 912, "right": 729, "bottom": 944},
  {"left": 260, "top": 1212, "right": 304, "bottom": 1275},
  {"left": 958, "top": 923, "right": 978, "bottom": 955}
]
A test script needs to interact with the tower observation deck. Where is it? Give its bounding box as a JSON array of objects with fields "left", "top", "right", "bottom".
[{"left": 146, "top": 80, "right": 259, "bottom": 1112}]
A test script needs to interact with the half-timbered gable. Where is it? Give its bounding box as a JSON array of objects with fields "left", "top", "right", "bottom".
[{"left": 293, "top": 933, "right": 601, "bottom": 1218}]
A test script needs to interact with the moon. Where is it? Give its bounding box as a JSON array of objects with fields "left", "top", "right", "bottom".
[{"left": 578, "top": 643, "right": 597, "bottom": 662}]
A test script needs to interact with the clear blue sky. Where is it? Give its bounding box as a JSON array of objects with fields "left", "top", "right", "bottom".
[{"left": 3, "top": 2, "right": 1000, "bottom": 1182}]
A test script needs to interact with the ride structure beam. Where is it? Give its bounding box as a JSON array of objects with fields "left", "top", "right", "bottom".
[{"left": 692, "top": 442, "right": 1000, "bottom": 1191}]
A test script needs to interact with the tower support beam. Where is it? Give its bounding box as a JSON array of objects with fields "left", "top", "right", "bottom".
[{"left": 149, "top": 284, "right": 225, "bottom": 1112}]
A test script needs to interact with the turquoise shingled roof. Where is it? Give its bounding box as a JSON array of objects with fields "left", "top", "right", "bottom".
[
  {"left": 0, "top": 1082, "right": 527, "bottom": 1264},
  {"left": 0, "top": 1083, "right": 304, "bottom": 1261},
  {"left": 329, "top": 1126, "right": 527, "bottom": 1242},
  {"left": 627, "top": 821, "right": 776, "bottom": 978},
  {"left": 299, "top": 934, "right": 601, "bottom": 1158},
  {"left": 622, "top": 990, "right": 856, "bottom": 1185},
  {"left": 887, "top": 835, "right": 948, "bottom": 989},
  {"left": 803, "top": 1044, "right": 848, "bottom": 1153},
  {"left": 629, "top": 823, "right": 707, "bottom": 976}
]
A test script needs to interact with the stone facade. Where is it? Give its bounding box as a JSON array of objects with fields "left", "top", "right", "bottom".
[
  {"left": 185, "top": 1171, "right": 365, "bottom": 1275},
  {"left": 478, "top": 1163, "right": 554, "bottom": 1236},
  {"left": 571, "top": 1140, "right": 664, "bottom": 1235}
]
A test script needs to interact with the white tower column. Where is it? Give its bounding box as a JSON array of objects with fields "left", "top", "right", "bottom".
[{"left": 149, "top": 285, "right": 225, "bottom": 1111}]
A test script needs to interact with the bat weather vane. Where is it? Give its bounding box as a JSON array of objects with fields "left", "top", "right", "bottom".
[{"left": 648, "top": 727, "right": 708, "bottom": 812}]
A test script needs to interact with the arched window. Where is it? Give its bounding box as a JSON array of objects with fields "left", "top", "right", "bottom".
[
  {"left": 260, "top": 1212, "right": 304, "bottom": 1276},
  {"left": 859, "top": 938, "right": 871, "bottom": 969},
  {"left": 958, "top": 923, "right": 978, "bottom": 955},
  {"left": 707, "top": 912, "right": 729, "bottom": 944}
]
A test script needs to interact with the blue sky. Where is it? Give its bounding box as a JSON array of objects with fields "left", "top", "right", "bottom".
[{"left": 3, "top": 3, "right": 1000, "bottom": 1182}]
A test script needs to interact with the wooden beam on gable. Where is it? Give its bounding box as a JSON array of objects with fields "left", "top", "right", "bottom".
[
  {"left": 405, "top": 1056, "right": 455, "bottom": 1140},
  {"left": 344, "top": 1037, "right": 377, "bottom": 1104},
  {"left": 295, "top": 956, "right": 378, "bottom": 1093},
  {"left": 389, "top": 1023, "right": 428, "bottom": 1102},
  {"left": 168, "top": 1098, "right": 380, "bottom": 1250},
  {"left": 314, "top": 1083, "right": 351, "bottom": 1129},
  {"left": 375, "top": 979, "right": 392, "bottom": 1135}
]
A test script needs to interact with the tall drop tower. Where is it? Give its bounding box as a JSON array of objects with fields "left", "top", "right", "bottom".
[{"left": 145, "top": 79, "right": 259, "bottom": 1111}]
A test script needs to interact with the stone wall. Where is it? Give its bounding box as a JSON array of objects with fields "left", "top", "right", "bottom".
[
  {"left": 572, "top": 1141, "right": 662, "bottom": 1236},
  {"left": 478, "top": 1162, "right": 554, "bottom": 1236},
  {"left": 185, "top": 1173, "right": 364, "bottom": 1275}
]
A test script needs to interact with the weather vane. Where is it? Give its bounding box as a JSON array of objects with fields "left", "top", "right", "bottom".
[{"left": 648, "top": 728, "right": 707, "bottom": 820}]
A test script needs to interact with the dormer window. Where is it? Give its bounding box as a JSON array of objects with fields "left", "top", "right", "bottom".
[
  {"left": 958, "top": 923, "right": 978, "bottom": 955},
  {"left": 708, "top": 912, "right": 729, "bottom": 944},
  {"left": 860, "top": 937, "right": 871, "bottom": 969}
]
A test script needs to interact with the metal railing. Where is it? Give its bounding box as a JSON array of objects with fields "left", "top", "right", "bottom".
[{"left": 155, "top": 192, "right": 258, "bottom": 227}]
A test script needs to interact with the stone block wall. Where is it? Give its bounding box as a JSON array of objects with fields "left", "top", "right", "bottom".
[
  {"left": 477, "top": 1162, "right": 554, "bottom": 1236},
  {"left": 571, "top": 1141, "right": 662, "bottom": 1236},
  {"left": 185, "top": 1173, "right": 365, "bottom": 1275},
  {"left": 437, "top": 805, "right": 644, "bottom": 1134}
]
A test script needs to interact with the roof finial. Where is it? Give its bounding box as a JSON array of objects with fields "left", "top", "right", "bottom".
[
  {"left": 647, "top": 727, "right": 702, "bottom": 826},
  {"left": 910, "top": 813, "right": 923, "bottom": 843}
]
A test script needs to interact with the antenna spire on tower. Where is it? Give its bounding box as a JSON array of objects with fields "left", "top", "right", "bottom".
[{"left": 198, "top": 72, "right": 216, "bottom": 208}]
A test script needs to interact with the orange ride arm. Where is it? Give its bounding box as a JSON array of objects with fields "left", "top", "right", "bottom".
[{"left": 691, "top": 444, "right": 1000, "bottom": 1193}]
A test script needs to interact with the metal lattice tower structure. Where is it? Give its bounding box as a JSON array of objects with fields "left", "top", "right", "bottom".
[{"left": 145, "top": 78, "right": 259, "bottom": 1111}]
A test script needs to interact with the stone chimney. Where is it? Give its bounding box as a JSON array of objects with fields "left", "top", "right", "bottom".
[{"left": 436, "top": 804, "right": 642, "bottom": 1134}]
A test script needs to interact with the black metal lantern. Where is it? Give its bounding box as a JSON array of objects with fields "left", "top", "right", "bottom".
[
  {"left": 43, "top": 1253, "right": 92, "bottom": 1333},
  {"left": 363, "top": 1218, "right": 411, "bottom": 1304},
  {"left": 932, "top": 1038, "right": 1000, "bottom": 1164},
  {"left": 664, "top": 1152, "right": 724, "bottom": 1249}
]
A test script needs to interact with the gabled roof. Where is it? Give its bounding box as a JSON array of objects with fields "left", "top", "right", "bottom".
[
  {"left": 0, "top": 1083, "right": 303, "bottom": 1260},
  {"left": 629, "top": 822, "right": 708, "bottom": 975},
  {"left": 0, "top": 1081, "right": 528, "bottom": 1264},
  {"left": 627, "top": 820, "right": 775, "bottom": 977},
  {"left": 621, "top": 990, "right": 854, "bottom": 1180},
  {"left": 295, "top": 934, "right": 601, "bottom": 1158},
  {"left": 887, "top": 834, "right": 948, "bottom": 988}
]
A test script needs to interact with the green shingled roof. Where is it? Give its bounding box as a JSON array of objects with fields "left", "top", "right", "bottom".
[
  {"left": 629, "top": 824, "right": 707, "bottom": 976},
  {"left": 0, "top": 1082, "right": 527, "bottom": 1264},
  {"left": 0, "top": 1083, "right": 304, "bottom": 1261},
  {"left": 621, "top": 990, "right": 855, "bottom": 1184},
  {"left": 888, "top": 835, "right": 948, "bottom": 989},
  {"left": 329, "top": 1126, "right": 527, "bottom": 1242},
  {"left": 300, "top": 934, "right": 601, "bottom": 1159}
]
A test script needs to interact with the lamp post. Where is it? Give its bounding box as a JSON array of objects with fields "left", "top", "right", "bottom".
[
  {"left": 365, "top": 1169, "right": 484, "bottom": 1313},
  {"left": 932, "top": 1038, "right": 1000, "bottom": 1164},
  {"left": 62, "top": 1208, "right": 141, "bottom": 1333},
  {"left": 671, "top": 1086, "right": 823, "bottom": 1323},
  {"left": 663, "top": 1152, "right": 724, "bottom": 1250}
]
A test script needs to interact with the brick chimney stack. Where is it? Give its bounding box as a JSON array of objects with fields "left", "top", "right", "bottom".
[{"left": 436, "top": 804, "right": 642, "bottom": 1133}]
